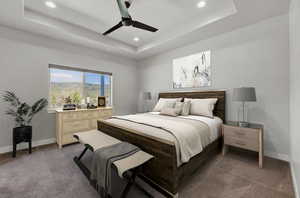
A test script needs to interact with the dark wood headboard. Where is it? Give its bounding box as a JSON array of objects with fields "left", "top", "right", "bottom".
[{"left": 158, "top": 91, "right": 226, "bottom": 121}]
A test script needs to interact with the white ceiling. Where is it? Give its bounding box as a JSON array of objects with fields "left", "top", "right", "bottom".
[{"left": 0, "top": 0, "right": 290, "bottom": 60}]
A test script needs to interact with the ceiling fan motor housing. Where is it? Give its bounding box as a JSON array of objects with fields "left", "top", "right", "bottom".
[
  {"left": 125, "top": 0, "right": 132, "bottom": 8},
  {"left": 122, "top": 17, "right": 133, "bottom": 26}
]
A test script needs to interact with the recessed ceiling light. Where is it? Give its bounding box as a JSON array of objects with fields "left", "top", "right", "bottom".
[
  {"left": 133, "top": 37, "right": 140, "bottom": 42},
  {"left": 45, "top": 1, "right": 56, "bottom": 8},
  {"left": 197, "top": 1, "right": 206, "bottom": 8}
]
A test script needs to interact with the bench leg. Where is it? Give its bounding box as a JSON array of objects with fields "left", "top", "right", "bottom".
[
  {"left": 121, "top": 170, "right": 153, "bottom": 198},
  {"left": 73, "top": 146, "right": 92, "bottom": 180},
  {"left": 121, "top": 171, "right": 137, "bottom": 198},
  {"left": 78, "top": 147, "right": 88, "bottom": 160}
]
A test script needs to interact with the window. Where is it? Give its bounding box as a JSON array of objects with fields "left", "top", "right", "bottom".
[{"left": 49, "top": 65, "right": 112, "bottom": 109}]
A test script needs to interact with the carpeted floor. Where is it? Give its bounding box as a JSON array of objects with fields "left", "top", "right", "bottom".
[{"left": 0, "top": 144, "right": 295, "bottom": 198}]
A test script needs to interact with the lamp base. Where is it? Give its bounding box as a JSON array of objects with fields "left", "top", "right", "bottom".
[{"left": 238, "top": 122, "right": 249, "bottom": 128}]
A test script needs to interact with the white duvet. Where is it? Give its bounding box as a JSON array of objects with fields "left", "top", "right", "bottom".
[{"left": 150, "top": 112, "right": 223, "bottom": 142}]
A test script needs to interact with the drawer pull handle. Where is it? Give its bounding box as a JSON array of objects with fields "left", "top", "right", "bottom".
[{"left": 235, "top": 141, "right": 246, "bottom": 146}]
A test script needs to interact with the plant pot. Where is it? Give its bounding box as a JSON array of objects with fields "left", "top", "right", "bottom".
[
  {"left": 12, "top": 126, "right": 32, "bottom": 157},
  {"left": 13, "top": 126, "right": 32, "bottom": 144}
]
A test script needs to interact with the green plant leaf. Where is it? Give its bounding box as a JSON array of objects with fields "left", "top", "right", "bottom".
[
  {"left": 1, "top": 91, "right": 21, "bottom": 106},
  {"left": 30, "top": 99, "right": 48, "bottom": 114},
  {"left": 5, "top": 108, "right": 18, "bottom": 117},
  {"left": 17, "top": 103, "right": 30, "bottom": 116},
  {"left": 27, "top": 98, "right": 48, "bottom": 124},
  {"left": 2, "top": 91, "right": 48, "bottom": 126}
]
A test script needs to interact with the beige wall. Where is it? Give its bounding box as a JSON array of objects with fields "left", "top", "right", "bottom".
[
  {"left": 0, "top": 26, "right": 139, "bottom": 149},
  {"left": 137, "top": 15, "right": 290, "bottom": 158},
  {"left": 290, "top": 0, "right": 300, "bottom": 196}
]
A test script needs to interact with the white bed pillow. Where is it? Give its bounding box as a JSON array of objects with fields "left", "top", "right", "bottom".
[
  {"left": 160, "top": 107, "right": 180, "bottom": 117},
  {"left": 184, "top": 98, "right": 218, "bottom": 118},
  {"left": 153, "top": 98, "right": 182, "bottom": 112}
]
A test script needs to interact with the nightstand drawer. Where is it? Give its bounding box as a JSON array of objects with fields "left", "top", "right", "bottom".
[
  {"left": 223, "top": 125, "right": 259, "bottom": 141},
  {"left": 224, "top": 136, "right": 259, "bottom": 151}
]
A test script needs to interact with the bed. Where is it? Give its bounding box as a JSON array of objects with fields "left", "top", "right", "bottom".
[{"left": 97, "top": 91, "right": 226, "bottom": 197}]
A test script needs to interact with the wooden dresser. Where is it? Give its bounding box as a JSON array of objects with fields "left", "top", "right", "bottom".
[
  {"left": 222, "top": 121, "right": 264, "bottom": 168},
  {"left": 56, "top": 107, "right": 113, "bottom": 148}
]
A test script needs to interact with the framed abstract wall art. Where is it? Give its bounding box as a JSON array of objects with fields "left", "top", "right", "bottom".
[{"left": 173, "top": 51, "right": 211, "bottom": 88}]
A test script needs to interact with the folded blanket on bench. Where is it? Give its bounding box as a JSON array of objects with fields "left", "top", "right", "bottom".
[{"left": 90, "top": 142, "right": 140, "bottom": 196}]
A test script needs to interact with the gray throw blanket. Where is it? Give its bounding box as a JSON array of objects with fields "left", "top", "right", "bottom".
[{"left": 90, "top": 142, "right": 140, "bottom": 197}]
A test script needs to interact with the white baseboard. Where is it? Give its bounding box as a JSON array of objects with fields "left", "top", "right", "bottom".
[
  {"left": 291, "top": 162, "right": 300, "bottom": 198},
  {"left": 264, "top": 151, "right": 290, "bottom": 162},
  {"left": 0, "top": 138, "right": 56, "bottom": 154}
]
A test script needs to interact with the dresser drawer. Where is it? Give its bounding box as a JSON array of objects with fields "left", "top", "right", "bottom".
[
  {"left": 223, "top": 125, "right": 259, "bottom": 141},
  {"left": 78, "top": 111, "right": 98, "bottom": 120},
  {"left": 63, "top": 120, "right": 90, "bottom": 134},
  {"left": 103, "top": 110, "right": 112, "bottom": 117},
  {"left": 62, "top": 111, "right": 99, "bottom": 121},
  {"left": 224, "top": 136, "right": 259, "bottom": 151},
  {"left": 98, "top": 110, "right": 112, "bottom": 118},
  {"left": 62, "top": 113, "right": 78, "bottom": 121}
]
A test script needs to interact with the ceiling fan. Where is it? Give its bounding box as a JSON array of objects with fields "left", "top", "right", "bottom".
[{"left": 103, "top": 0, "right": 158, "bottom": 36}]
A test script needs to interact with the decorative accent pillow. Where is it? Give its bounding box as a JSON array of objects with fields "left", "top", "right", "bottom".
[
  {"left": 184, "top": 98, "right": 218, "bottom": 118},
  {"left": 163, "top": 101, "right": 176, "bottom": 109},
  {"left": 174, "top": 101, "right": 191, "bottom": 116},
  {"left": 153, "top": 98, "right": 182, "bottom": 112},
  {"left": 174, "top": 102, "right": 183, "bottom": 114},
  {"left": 181, "top": 101, "right": 191, "bottom": 116},
  {"left": 160, "top": 107, "right": 180, "bottom": 117}
]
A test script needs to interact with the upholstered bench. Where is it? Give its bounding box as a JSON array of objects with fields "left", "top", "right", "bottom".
[{"left": 73, "top": 130, "right": 154, "bottom": 198}]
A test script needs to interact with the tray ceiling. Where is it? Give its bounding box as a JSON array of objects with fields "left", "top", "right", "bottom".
[{"left": 0, "top": 0, "right": 290, "bottom": 59}]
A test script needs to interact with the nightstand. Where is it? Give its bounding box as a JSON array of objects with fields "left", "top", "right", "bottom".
[{"left": 222, "top": 121, "right": 264, "bottom": 168}]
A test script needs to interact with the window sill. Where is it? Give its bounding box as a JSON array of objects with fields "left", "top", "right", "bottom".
[{"left": 47, "top": 108, "right": 63, "bottom": 114}]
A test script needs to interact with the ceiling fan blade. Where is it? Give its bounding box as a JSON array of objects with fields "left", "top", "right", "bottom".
[
  {"left": 132, "top": 21, "right": 158, "bottom": 32},
  {"left": 116, "top": 0, "right": 131, "bottom": 18},
  {"left": 103, "top": 22, "right": 123, "bottom": 35}
]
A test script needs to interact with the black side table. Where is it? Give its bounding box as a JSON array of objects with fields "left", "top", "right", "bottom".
[{"left": 12, "top": 126, "right": 32, "bottom": 158}]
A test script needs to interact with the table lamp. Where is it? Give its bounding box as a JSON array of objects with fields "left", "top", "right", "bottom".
[{"left": 233, "top": 87, "right": 257, "bottom": 127}]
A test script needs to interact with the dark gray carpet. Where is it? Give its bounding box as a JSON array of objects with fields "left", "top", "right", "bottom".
[{"left": 0, "top": 144, "right": 295, "bottom": 198}]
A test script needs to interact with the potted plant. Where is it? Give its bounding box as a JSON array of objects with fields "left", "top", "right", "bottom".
[{"left": 1, "top": 91, "right": 48, "bottom": 157}]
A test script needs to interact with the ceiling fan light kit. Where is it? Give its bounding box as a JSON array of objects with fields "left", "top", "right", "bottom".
[
  {"left": 103, "top": 0, "right": 159, "bottom": 36},
  {"left": 197, "top": 1, "right": 207, "bottom": 8},
  {"left": 45, "top": 1, "right": 57, "bottom": 9}
]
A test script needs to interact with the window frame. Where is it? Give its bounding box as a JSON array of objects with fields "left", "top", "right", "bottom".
[{"left": 48, "top": 64, "right": 113, "bottom": 112}]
